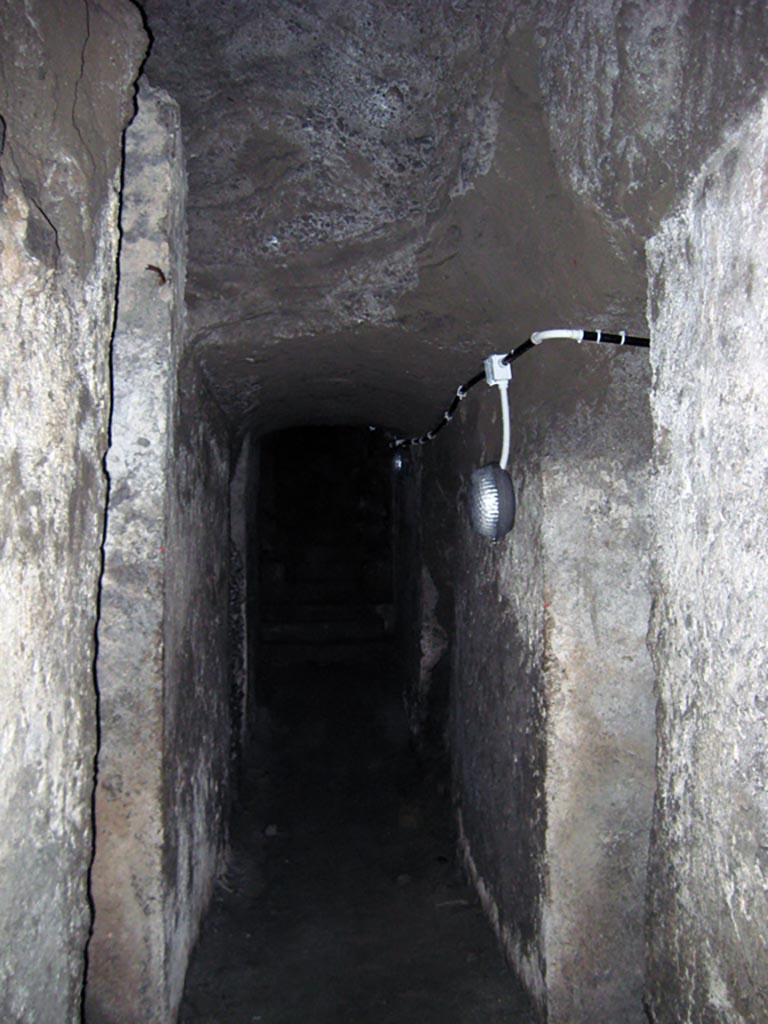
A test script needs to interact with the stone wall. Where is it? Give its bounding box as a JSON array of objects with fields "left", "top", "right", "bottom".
[
  {"left": 229, "top": 436, "right": 255, "bottom": 772},
  {"left": 417, "top": 341, "right": 655, "bottom": 1022},
  {"left": 538, "top": 0, "right": 768, "bottom": 241},
  {"left": 645, "top": 98, "right": 768, "bottom": 1024},
  {"left": 0, "top": 3, "right": 145, "bottom": 1019},
  {"left": 87, "top": 81, "right": 231, "bottom": 1024},
  {"left": 539, "top": 354, "right": 655, "bottom": 1022},
  {"left": 163, "top": 351, "right": 230, "bottom": 1013}
]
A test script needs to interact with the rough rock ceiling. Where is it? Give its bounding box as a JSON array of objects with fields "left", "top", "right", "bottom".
[{"left": 142, "top": 0, "right": 654, "bottom": 438}]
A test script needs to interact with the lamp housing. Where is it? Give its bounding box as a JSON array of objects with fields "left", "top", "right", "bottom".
[{"left": 468, "top": 462, "right": 516, "bottom": 541}]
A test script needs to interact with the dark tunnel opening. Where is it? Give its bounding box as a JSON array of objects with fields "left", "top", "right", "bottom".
[
  {"left": 257, "top": 426, "right": 396, "bottom": 684},
  {"left": 178, "top": 426, "right": 537, "bottom": 1021}
]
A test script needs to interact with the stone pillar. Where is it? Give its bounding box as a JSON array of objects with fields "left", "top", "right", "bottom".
[
  {"left": 87, "top": 80, "right": 186, "bottom": 1024},
  {"left": 0, "top": 3, "right": 145, "bottom": 1020},
  {"left": 541, "top": 442, "right": 655, "bottom": 1023},
  {"left": 645, "top": 97, "right": 768, "bottom": 1024},
  {"left": 87, "top": 77, "right": 232, "bottom": 1024}
]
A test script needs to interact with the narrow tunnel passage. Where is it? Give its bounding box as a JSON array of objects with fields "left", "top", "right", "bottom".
[
  {"left": 179, "top": 427, "right": 536, "bottom": 1022},
  {"left": 5, "top": 5, "right": 768, "bottom": 1024}
]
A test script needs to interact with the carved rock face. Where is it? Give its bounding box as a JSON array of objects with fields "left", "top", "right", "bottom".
[
  {"left": 141, "top": 0, "right": 649, "bottom": 437},
  {"left": 140, "top": 1, "right": 768, "bottom": 436}
]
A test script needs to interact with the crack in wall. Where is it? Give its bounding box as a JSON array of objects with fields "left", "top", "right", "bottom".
[{"left": 72, "top": 0, "right": 96, "bottom": 175}]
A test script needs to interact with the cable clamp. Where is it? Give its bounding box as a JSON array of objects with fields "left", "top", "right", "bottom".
[
  {"left": 456, "top": 385, "right": 468, "bottom": 400},
  {"left": 620, "top": 330, "right": 626, "bottom": 345},
  {"left": 595, "top": 329, "right": 602, "bottom": 344}
]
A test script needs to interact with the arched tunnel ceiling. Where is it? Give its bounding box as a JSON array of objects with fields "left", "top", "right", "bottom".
[{"left": 140, "top": 0, "right": 768, "bottom": 438}]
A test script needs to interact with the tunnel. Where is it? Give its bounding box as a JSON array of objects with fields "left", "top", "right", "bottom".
[
  {"left": 2, "top": 3, "right": 768, "bottom": 1023},
  {"left": 181, "top": 422, "right": 538, "bottom": 1021}
]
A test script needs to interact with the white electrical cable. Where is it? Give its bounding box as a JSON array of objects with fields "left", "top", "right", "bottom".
[{"left": 499, "top": 380, "right": 510, "bottom": 471}]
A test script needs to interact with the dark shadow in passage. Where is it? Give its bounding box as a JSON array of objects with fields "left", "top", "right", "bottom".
[{"left": 180, "top": 427, "right": 536, "bottom": 1024}]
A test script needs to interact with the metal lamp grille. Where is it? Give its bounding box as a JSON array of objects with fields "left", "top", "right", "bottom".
[{"left": 468, "top": 463, "right": 516, "bottom": 540}]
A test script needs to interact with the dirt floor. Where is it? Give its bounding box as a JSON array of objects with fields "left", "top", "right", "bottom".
[{"left": 179, "top": 655, "right": 537, "bottom": 1023}]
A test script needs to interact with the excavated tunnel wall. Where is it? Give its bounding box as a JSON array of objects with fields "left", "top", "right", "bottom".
[
  {"left": 645, "top": 97, "right": 768, "bottom": 1024},
  {"left": 409, "top": 342, "right": 656, "bottom": 1023},
  {"left": 2, "top": 4, "right": 768, "bottom": 1024}
]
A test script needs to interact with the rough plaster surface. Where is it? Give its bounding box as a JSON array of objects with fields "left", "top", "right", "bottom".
[
  {"left": 0, "top": 3, "right": 144, "bottom": 1019},
  {"left": 645, "top": 98, "right": 768, "bottom": 1024},
  {"left": 88, "top": 81, "right": 231, "bottom": 1024}
]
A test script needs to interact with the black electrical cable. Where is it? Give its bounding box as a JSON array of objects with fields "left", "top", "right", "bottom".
[
  {"left": 391, "top": 369, "right": 485, "bottom": 448},
  {"left": 501, "top": 337, "right": 537, "bottom": 365},
  {"left": 580, "top": 330, "right": 650, "bottom": 348},
  {"left": 390, "top": 329, "right": 650, "bottom": 449}
]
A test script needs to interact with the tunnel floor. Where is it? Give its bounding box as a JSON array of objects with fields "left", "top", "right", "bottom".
[{"left": 178, "top": 651, "right": 536, "bottom": 1023}]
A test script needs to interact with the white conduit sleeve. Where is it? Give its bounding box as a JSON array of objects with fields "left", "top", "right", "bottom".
[
  {"left": 531, "top": 328, "right": 584, "bottom": 345},
  {"left": 499, "top": 380, "right": 511, "bottom": 471}
]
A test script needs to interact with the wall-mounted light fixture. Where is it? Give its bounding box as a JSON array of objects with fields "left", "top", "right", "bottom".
[
  {"left": 468, "top": 354, "right": 515, "bottom": 540},
  {"left": 389, "top": 328, "right": 650, "bottom": 541}
]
